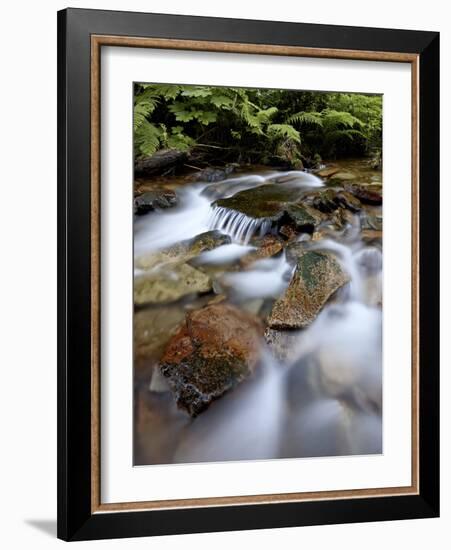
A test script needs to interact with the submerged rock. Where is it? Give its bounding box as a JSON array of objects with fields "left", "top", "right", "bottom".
[
  {"left": 135, "top": 230, "right": 231, "bottom": 270},
  {"left": 331, "top": 171, "right": 357, "bottom": 181},
  {"left": 345, "top": 183, "right": 382, "bottom": 205},
  {"left": 134, "top": 263, "right": 212, "bottom": 305},
  {"left": 160, "top": 303, "right": 264, "bottom": 416},
  {"left": 268, "top": 251, "right": 349, "bottom": 329},
  {"left": 193, "top": 164, "right": 237, "bottom": 183},
  {"left": 240, "top": 235, "right": 284, "bottom": 268},
  {"left": 134, "top": 189, "right": 177, "bottom": 215},
  {"left": 316, "top": 166, "right": 340, "bottom": 178}
]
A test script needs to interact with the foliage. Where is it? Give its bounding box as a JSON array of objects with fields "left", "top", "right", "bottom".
[{"left": 134, "top": 83, "right": 382, "bottom": 164}]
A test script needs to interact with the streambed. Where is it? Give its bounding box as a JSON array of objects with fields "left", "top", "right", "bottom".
[{"left": 133, "top": 160, "right": 383, "bottom": 465}]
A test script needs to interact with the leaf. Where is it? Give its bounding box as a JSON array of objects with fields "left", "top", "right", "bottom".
[
  {"left": 194, "top": 110, "right": 217, "bottom": 125},
  {"left": 287, "top": 111, "right": 323, "bottom": 127},
  {"left": 168, "top": 102, "right": 197, "bottom": 122},
  {"left": 267, "top": 124, "right": 301, "bottom": 144},
  {"left": 134, "top": 121, "right": 163, "bottom": 156},
  {"left": 180, "top": 86, "right": 213, "bottom": 98}
]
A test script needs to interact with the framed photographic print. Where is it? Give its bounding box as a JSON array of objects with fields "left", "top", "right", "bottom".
[{"left": 57, "top": 8, "right": 440, "bottom": 541}]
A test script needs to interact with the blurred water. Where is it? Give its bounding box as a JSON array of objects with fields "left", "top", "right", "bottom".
[{"left": 134, "top": 168, "right": 383, "bottom": 464}]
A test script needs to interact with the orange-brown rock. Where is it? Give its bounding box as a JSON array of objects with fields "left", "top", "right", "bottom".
[{"left": 160, "top": 303, "right": 264, "bottom": 416}]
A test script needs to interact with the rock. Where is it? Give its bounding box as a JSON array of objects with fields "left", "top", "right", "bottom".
[
  {"left": 311, "top": 230, "right": 328, "bottom": 241},
  {"left": 360, "top": 209, "right": 383, "bottom": 230},
  {"left": 278, "top": 224, "right": 298, "bottom": 241},
  {"left": 193, "top": 164, "right": 236, "bottom": 182},
  {"left": 305, "top": 188, "right": 362, "bottom": 217},
  {"left": 285, "top": 241, "right": 307, "bottom": 263},
  {"left": 284, "top": 203, "right": 324, "bottom": 231},
  {"left": 134, "top": 263, "right": 212, "bottom": 305},
  {"left": 160, "top": 304, "right": 264, "bottom": 416},
  {"left": 134, "top": 189, "right": 178, "bottom": 215},
  {"left": 134, "top": 305, "right": 186, "bottom": 364},
  {"left": 361, "top": 229, "right": 383, "bottom": 246},
  {"left": 268, "top": 251, "right": 349, "bottom": 329},
  {"left": 331, "top": 171, "right": 357, "bottom": 181},
  {"left": 214, "top": 183, "right": 306, "bottom": 221},
  {"left": 135, "top": 230, "right": 231, "bottom": 270},
  {"left": 308, "top": 189, "right": 340, "bottom": 213},
  {"left": 240, "top": 235, "right": 284, "bottom": 268},
  {"left": 316, "top": 166, "right": 340, "bottom": 178},
  {"left": 335, "top": 191, "right": 362, "bottom": 212},
  {"left": 345, "top": 183, "right": 382, "bottom": 205}
]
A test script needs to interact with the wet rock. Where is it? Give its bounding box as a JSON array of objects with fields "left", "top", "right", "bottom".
[
  {"left": 360, "top": 209, "right": 383, "bottom": 230},
  {"left": 316, "top": 166, "right": 340, "bottom": 178},
  {"left": 285, "top": 241, "right": 307, "bottom": 263},
  {"left": 308, "top": 189, "right": 340, "bottom": 213},
  {"left": 134, "top": 189, "right": 177, "bottom": 215},
  {"left": 335, "top": 191, "right": 362, "bottom": 212},
  {"left": 193, "top": 164, "right": 237, "bottom": 183},
  {"left": 134, "top": 305, "right": 186, "bottom": 365},
  {"left": 160, "top": 304, "right": 264, "bottom": 416},
  {"left": 284, "top": 204, "right": 324, "bottom": 231},
  {"left": 361, "top": 229, "right": 383, "bottom": 246},
  {"left": 305, "top": 188, "right": 361, "bottom": 216},
  {"left": 330, "top": 207, "right": 355, "bottom": 230},
  {"left": 268, "top": 251, "right": 349, "bottom": 329},
  {"left": 345, "top": 183, "right": 382, "bottom": 205},
  {"left": 331, "top": 171, "right": 357, "bottom": 181},
  {"left": 278, "top": 224, "right": 298, "bottom": 241},
  {"left": 135, "top": 230, "right": 231, "bottom": 270},
  {"left": 134, "top": 263, "right": 212, "bottom": 305},
  {"left": 214, "top": 183, "right": 306, "bottom": 221},
  {"left": 240, "top": 235, "right": 284, "bottom": 268}
]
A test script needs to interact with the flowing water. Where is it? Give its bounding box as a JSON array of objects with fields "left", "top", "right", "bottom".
[{"left": 134, "top": 164, "right": 383, "bottom": 465}]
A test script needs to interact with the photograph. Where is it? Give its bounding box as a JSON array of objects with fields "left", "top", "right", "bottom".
[{"left": 132, "top": 83, "right": 384, "bottom": 466}]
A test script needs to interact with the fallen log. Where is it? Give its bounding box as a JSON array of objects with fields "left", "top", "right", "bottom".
[{"left": 134, "top": 148, "right": 189, "bottom": 176}]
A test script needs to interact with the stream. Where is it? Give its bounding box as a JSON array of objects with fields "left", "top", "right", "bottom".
[{"left": 134, "top": 161, "right": 383, "bottom": 465}]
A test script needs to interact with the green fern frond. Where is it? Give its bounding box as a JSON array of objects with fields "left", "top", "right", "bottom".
[
  {"left": 287, "top": 111, "right": 323, "bottom": 127},
  {"left": 134, "top": 120, "right": 164, "bottom": 156},
  {"left": 267, "top": 124, "right": 301, "bottom": 144}
]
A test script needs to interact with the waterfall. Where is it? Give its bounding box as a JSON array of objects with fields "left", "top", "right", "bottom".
[{"left": 209, "top": 205, "right": 273, "bottom": 244}]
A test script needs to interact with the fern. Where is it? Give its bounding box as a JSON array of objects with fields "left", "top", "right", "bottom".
[
  {"left": 134, "top": 120, "right": 164, "bottom": 156},
  {"left": 267, "top": 124, "right": 301, "bottom": 144},
  {"left": 287, "top": 111, "right": 323, "bottom": 127}
]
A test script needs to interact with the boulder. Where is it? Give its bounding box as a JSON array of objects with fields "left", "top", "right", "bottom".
[
  {"left": 213, "top": 184, "right": 324, "bottom": 236},
  {"left": 135, "top": 230, "right": 231, "bottom": 270},
  {"left": 316, "top": 166, "right": 340, "bottom": 178},
  {"left": 134, "top": 189, "right": 177, "bottom": 215},
  {"left": 134, "top": 263, "right": 212, "bottom": 305},
  {"left": 193, "top": 164, "right": 236, "bottom": 183},
  {"left": 268, "top": 250, "right": 349, "bottom": 329},
  {"left": 214, "top": 183, "right": 306, "bottom": 221},
  {"left": 331, "top": 171, "right": 357, "bottom": 181},
  {"left": 159, "top": 304, "right": 264, "bottom": 416},
  {"left": 240, "top": 235, "right": 284, "bottom": 268},
  {"left": 345, "top": 183, "right": 382, "bottom": 205}
]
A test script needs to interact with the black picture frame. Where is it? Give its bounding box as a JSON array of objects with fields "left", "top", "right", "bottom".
[{"left": 57, "top": 7, "right": 439, "bottom": 541}]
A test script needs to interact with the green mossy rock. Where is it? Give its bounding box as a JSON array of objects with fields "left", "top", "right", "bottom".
[
  {"left": 268, "top": 250, "right": 349, "bottom": 329},
  {"left": 134, "top": 263, "right": 212, "bottom": 305},
  {"left": 135, "top": 230, "right": 231, "bottom": 270}
]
